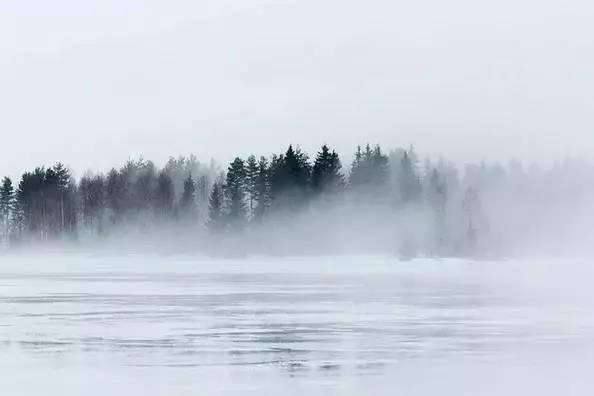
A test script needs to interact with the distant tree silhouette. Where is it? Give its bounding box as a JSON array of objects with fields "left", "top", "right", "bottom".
[
  {"left": 253, "top": 156, "right": 270, "bottom": 220},
  {"left": 269, "top": 145, "right": 311, "bottom": 211},
  {"left": 79, "top": 174, "right": 105, "bottom": 234},
  {"left": 154, "top": 171, "right": 175, "bottom": 219},
  {"left": 224, "top": 157, "right": 247, "bottom": 230},
  {"left": 207, "top": 180, "right": 225, "bottom": 231},
  {"left": 312, "top": 144, "right": 345, "bottom": 196},
  {"left": 179, "top": 173, "right": 198, "bottom": 223},
  {"left": 0, "top": 177, "right": 14, "bottom": 242}
]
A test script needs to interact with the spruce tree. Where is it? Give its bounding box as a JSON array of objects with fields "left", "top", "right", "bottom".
[
  {"left": 427, "top": 169, "right": 448, "bottom": 255},
  {"left": 207, "top": 180, "right": 225, "bottom": 231},
  {"left": 245, "top": 155, "right": 258, "bottom": 218},
  {"left": 154, "top": 171, "right": 175, "bottom": 218},
  {"left": 79, "top": 175, "right": 105, "bottom": 233},
  {"left": 53, "top": 163, "right": 70, "bottom": 233},
  {"left": 312, "top": 144, "right": 344, "bottom": 195},
  {"left": 253, "top": 156, "right": 270, "bottom": 220},
  {"left": 180, "top": 173, "right": 198, "bottom": 223},
  {"left": 398, "top": 151, "right": 422, "bottom": 204},
  {"left": 0, "top": 177, "right": 14, "bottom": 242},
  {"left": 269, "top": 145, "right": 311, "bottom": 210},
  {"left": 106, "top": 168, "right": 127, "bottom": 222},
  {"left": 224, "top": 157, "right": 247, "bottom": 229}
]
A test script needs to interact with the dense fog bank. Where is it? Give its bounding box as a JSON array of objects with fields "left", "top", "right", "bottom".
[{"left": 1, "top": 144, "right": 593, "bottom": 258}]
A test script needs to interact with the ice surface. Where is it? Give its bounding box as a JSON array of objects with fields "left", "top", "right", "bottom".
[{"left": 1, "top": 254, "right": 594, "bottom": 395}]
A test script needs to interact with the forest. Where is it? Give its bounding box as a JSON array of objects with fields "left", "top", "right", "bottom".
[{"left": 1, "top": 143, "right": 592, "bottom": 257}]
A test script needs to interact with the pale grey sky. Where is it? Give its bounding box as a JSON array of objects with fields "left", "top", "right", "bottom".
[{"left": 2, "top": 0, "right": 594, "bottom": 178}]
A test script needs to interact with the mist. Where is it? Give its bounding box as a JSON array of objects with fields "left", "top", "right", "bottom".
[
  {"left": 4, "top": 1, "right": 594, "bottom": 394},
  {"left": 2, "top": 144, "right": 593, "bottom": 259}
]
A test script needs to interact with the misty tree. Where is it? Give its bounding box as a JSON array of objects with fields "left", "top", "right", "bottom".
[
  {"left": 207, "top": 180, "right": 225, "bottom": 231},
  {"left": 0, "top": 177, "right": 14, "bottom": 242},
  {"left": 253, "top": 156, "right": 270, "bottom": 220},
  {"left": 79, "top": 174, "right": 106, "bottom": 234},
  {"left": 179, "top": 173, "right": 198, "bottom": 223},
  {"left": 153, "top": 171, "right": 175, "bottom": 219},
  {"left": 224, "top": 157, "right": 247, "bottom": 230},
  {"left": 132, "top": 160, "right": 158, "bottom": 212},
  {"left": 311, "top": 144, "right": 345, "bottom": 196},
  {"left": 398, "top": 150, "right": 422, "bottom": 204},
  {"left": 53, "top": 163, "right": 71, "bottom": 234},
  {"left": 426, "top": 168, "right": 448, "bottom": 255},
  {"left": 462, "top": 187, "right": 483, "bottom": 256},
  {"left": 15, "top": 168, "right": 46, "bottom": 240},
  {"left": 105, "top": 168, "right": 128, "bottom": 223},
  {"left": 350, "top": 144, "right": 389, "bottom": 192},
  {"left": 163, "top": 154, "right": 203, "bottom": 201},
  {"left": 269, "top": 145, "right": 311, "bottom": 211},
  {"left": 196, "top": 174, "right": 210, "bottom": 224},
  {"left": 245, "top": 155, "right": 258, "bottom": 218}
]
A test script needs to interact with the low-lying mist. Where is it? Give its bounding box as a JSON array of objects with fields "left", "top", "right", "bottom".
[{"left": 1, "top": 144, "right": 593, "bottom": 258}]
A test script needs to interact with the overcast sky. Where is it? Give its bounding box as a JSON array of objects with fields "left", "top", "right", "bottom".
[{"left": 2, "top": 0, "right": 594, "bottom": 178}]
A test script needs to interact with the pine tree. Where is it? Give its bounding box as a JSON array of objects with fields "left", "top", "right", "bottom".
[
  {"left": 224, "top": 157, "right": 247, "bottom": 229},
  {"left": 269, "top": 145, "right": 311, "bottom": 210},
  {"left": 253, "top": 156, "right": 270, "bottom": 220},
  {"left": 196, "top": 174, "right": 210, "bottom": 224},
  {"left": 398, "top": 150, "right": 422, "bottom": 204},
  {"left": 154, "top": 171, "right": 175, "bottom": 218},
  {"left": 462, "top": 187, "right": 482, "bottom": 255},
  {"left": 106, "top": 168, "right": 128, "bottom": 222},
  {"left": 372, "top": 145, "right": 389, "bottom": 185},
  {"left": 245, "top": 155, "right": 258, "bottom": 218},
  {"left": 312, "top": 144, "right": 344, "bottom": 195},
  {"left": 350, "top": 143, "right": 389, "bottom": 194},
  {"left": 79, "top": 174, "right": 105, "bottom": 234},
  {"left": 427, "top": 169, "right": 448, "bottom": 255},
  {"left": 0, "top": 177, "right": 15, "bottom": 242},
  {"left": 179, "top": 173, "right": 198, "bottom": 223},
  {"left": 207, "top": 180, "right": 225, "bottom": 231},
  {"left": 53, "top": 163, "right": 70, "bottom": 234}
]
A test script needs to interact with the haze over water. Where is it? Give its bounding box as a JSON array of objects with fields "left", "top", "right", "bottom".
[{"left": 2, "top": 254, "right": 594, "bottom": 395}]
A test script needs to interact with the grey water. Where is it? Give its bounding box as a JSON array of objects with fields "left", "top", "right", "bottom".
[{"left": 1, "top": 254, "right": 594, "bottom": 395}]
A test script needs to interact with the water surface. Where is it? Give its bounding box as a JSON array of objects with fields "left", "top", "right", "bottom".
[{"left": 1, "top": 255, "right": 593, "bottom": 395}]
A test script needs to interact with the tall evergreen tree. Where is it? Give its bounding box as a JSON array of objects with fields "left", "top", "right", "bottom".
[
  {"left": 224, "top": 157, "right": 247, "bottom": 229},
  {"left": 350, "top": 143, "right": 389, "bottom": 194},
  {"left": 154, "top": 171, "right": 175, "bottom": 218},
  {"left": 53, "top": 163, "right": 70, "bottom": 233},
  {"left": 207, "top": 180, "right": 225, "bottom": 231},
  {"left": 311, "top": 144, "right": 345, "bottom": 195},
  {"left": 398, "top": 150, "right": 422, "bottom": 204},
  {"left": 245, "top": 155, "right": 258, "bottom": 218},
  {"left": 269, "top": 145, "right": 311, "bottom": 210},
  {"left": 253, "top": 156, "right": 270, "bottom": 220},
  {"left": 179, "top": 173, "right": 198, "bottom": 222},
  {"left": 0, "top": 177, "right": 14, "bottom": 242},
  {"left": 196, "top": 174, "right": 210, "bottom": 224},
  {"left": 427, "top": 169, "right": 448, "bottom": 255},
  {"left": 105, "top": 168, "right": 128, "bottom": 222},
  {"left": 15, "top": 168, "right": 46, "bottom": 240},
  {"left": 79, "top": 175, "right": 105, "bottom": 234}
]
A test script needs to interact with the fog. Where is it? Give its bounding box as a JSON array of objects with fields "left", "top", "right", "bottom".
[
  {"left": 3, "top": 0, "right": 594, "bottom": 179},
  {"left": 2, "top": 254, "right": 594, "bottom": 395},
  {"left": 3, "top": 1, "right": 594, "bottom": 394}
]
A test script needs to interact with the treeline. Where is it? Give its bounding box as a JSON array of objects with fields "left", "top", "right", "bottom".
[{"left": 5, "top": 142, "right": 587, "bottom": 257}]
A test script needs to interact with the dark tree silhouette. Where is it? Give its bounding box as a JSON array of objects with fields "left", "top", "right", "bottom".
[
  {"left": 224, "top": 157, "right": 247, "bottom": 229},
  {"left": 0, "top": 177, "right": 14, "bottom": 242},
  {"left": 312, "top": 144, "right": 344, "bottom": 196},
  {"left": 207, "top": 180, "right": 225, "bottom": 231}
]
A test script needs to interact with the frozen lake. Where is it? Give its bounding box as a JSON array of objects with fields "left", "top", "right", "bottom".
[{"left": 1, "top": 254, "right": 594, "bottom": 395}]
